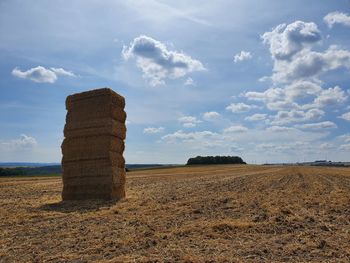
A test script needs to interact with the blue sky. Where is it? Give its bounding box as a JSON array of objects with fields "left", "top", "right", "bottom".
[{"left": 1, "top": 0, "right": 350, "bottom": 164}]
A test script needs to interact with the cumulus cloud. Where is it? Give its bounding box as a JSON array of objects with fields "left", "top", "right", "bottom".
[
  {"left": 324, "top": 11, "right": 350, "bottom": 28},
  {"left": 339, "top": 144, "right": 350, "bottom": 150},
  {"left": 233, "top": 51, "right": 252, "bottom": 63},
  {"left": 314, "top": 86, "right": 348, "bottom": 107},
  {"left": 319, "top": 142, "right": 334, "bottom": 150},
  {"left": 178, "top": 116, "right": 201, "bottom": 128},
  {"left": 226, "top": 102, "right": 255, "bottom": 113},
  {"left": 1, "top": 134, "right": 37, "bottom": 150},
  {"left": 183, "top": 122, "right": 196, "bottom": 128},
  {"left": 262, "top": 21, "right": 321, "bottom": 60},
  {"left": 338, "top": 134, "right": 350, "bottom": 143},
  {"left": 245, "top": 113, "right": 267, "bottom": 121},
  {"left": 223, "top": 125, "right": 248, "bottom": 133},
  {"left": 162, "top": 130, "right": 217, "bottom": 143},
  {"left": 184, "top": 77, "right": 195, "bottom": 86},
  {"left": 245, "top": 81, "right": 325, "bottom": 111},
  {"left": 122, "top": 35, "right": 205, "bottom": 86},
  {"left": 50, "top": 67, "right": 76, "bottom": 77},
  {"left": 239, "top": 19, "right": 350, "bottom": 131},
  {"left": 272, "top": 46, "right": 350, "bottom": 83},
  {"left": 266, "top": 126, "right": 296, "bottom": 132},
  {"left": 271, "top": 108, "right": 324, "bottom": 125},
  {"left": 12, "top": 66, "right": 75, "bottom": 83},
  {"left": 143, "top": 127, "right": 165, "bottom": 134},
  {"left": 159, "top": 124, "right": 329, "bottom": 159},
  {"left": 339, "top": 112, "right": 350, "bottom": 121},
  {"left": 203, "top": 111, "right": 220, "bottom": 121},
  {"left": 297, "top": 121, "right": 337, "bottom": 130}
]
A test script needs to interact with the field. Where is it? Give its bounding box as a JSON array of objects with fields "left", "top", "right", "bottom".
[{"left": 1, "top": 165, "right": 350, "bottom": 262}]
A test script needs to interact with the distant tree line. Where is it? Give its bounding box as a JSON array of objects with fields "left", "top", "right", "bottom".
[
  {"left": 0, "top": 165, "right": 62, "bottom": 176},
  {"left": 186, "top": 156, "right": 246, "bottom": 165}
]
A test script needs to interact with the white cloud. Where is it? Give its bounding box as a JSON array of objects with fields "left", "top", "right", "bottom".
[
  {"left": 245, "top": 82, "right": 346, "bottom": 112},
  {"left": 245, "top": 86, "right": 299, "bottom": 111},
  {"left": 226, "top": 102, "right": 255, "bottom": 113},
  {"left": 12, "top": 66, "right": 75, "bottom": 83},
  {"left": 1, "top": 134, "right": 37, "bottom": 150},
  {"left": 178, "top": 115, "right": 201, "bottom": 128},
  {"left": 184, "top": 77, "right": 195, "bottom": 86},
  {"left": 266, "top": 126, "right": 296, "bottom": 132},
  {"left": 233, "top": 51, "right": 252, "bottom": 63},
  {"left": 271, "top": 46, "right": 350, "bottom": 84},
  {"left": 314, "top": 86, "right": 348, "bottom": 107},
  {"left": 319, "top": 142, "right": 334, "bottom": 150},
  {"left": 159, "top": 125, "right": 329, "bottom": 161},
  {"left": 324, "top": 11, "right": 350, "bottom": 28},
  {"left": 50, "top": 67, "right": 76, "bottom": 77},
  {"left": 271, "top": 108, "right": 324, "bottom": 125},
  {"left": 245, "top": 21, "right": 350, "bottom": 123},
  {"left": 223, "top": 125, "right": 248, "bottom": 133},
  {"left": 203, "top": 111, "right": 220, "bottom": 121},
  {"left": 122, "top": 35, "right": 205, "bottom": 86},
  {"left": 178, "top": 116, "right": 200, "bottom": 123},
  {"left": 183, "top": 122, "right": 196, "bottom": 128},
  {"left": 337, "top": 134, "right": 350, "bottom": 143},
  {"left": 339, "top": 144, "right": 350, "bottom": 151},
  {"left": 162, "top": 130, "right": 218, "bottom": 143},
  {"left": 262, "top": 21, "right": 321, "bottom": 61},
  {"left": 284, "top": 81, "right": 322, "bottom": 101},
  {"left": 297, "top": 121, "right": 337, "bottom": 130},
  {"left": 143, "top": 127, "right": 165, "bottom": 134},
  {"left": 245, "top": 113, "right": 267, "bottom": 121},
  {"left": 258, "top": 76, "right": 270, "bottom": 82},
  {"left": 339, "top": 112, "right": 350, "bottom": 121}
]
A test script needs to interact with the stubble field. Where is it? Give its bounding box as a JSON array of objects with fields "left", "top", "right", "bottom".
[{"left": 1, "top": 165, "right": 350, "bottom": 262}]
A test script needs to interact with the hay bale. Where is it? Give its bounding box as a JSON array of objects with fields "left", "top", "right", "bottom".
[
  {"left": 61, "top": 136, "right": 125, "bottom": 160},
  {"left": 66, "top": 87, "right": 125, "bottom": 110},
  {"left": 61, "top": 88, "right": 126, "bottom": 201},
  {"left": 66, "top": 107, "right": 127, "bottom": 124},
  {"left": 62, "top": 152, "right": 125, "bottom": 166},
  {"left": 64, "top": 119, "right": 126, "bottom": 140}
]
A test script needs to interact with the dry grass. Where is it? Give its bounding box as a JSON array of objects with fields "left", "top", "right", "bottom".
[{"left": 0, "top": 165, "right": 350, "bottom": 262}]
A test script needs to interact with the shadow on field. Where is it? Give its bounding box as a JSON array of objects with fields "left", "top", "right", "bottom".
[{"left": 39, "top": 200, "right": 118, "bottom": 213}]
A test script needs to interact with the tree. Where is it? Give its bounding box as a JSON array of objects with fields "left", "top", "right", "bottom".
[{"left": 186, "top": 156, "right": 246, "bottom": 165}]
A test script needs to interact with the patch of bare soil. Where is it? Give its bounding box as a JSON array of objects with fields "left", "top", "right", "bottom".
[{"left": 0, "top": 165, "right": 350, "bottom": 262}]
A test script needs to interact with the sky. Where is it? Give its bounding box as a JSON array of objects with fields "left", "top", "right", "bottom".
[{"left": 0, "top": 0, "right": 350, "bottom": 164}]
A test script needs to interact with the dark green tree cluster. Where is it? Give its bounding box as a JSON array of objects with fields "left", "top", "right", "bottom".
[
  {"left": 0, "top": 165, "right": 61, "bottom": 176},
  {"left": 186, "top": 156, "right": 246, "bottom": 165}
]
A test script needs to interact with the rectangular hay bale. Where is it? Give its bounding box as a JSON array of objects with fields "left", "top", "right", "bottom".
[{"left": 61, "top": 88, "right": 126, "bottom": 201}]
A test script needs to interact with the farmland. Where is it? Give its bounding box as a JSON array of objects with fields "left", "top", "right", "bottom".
[{"left": 1, "top": 165, "right": 350, "bottom": 262}]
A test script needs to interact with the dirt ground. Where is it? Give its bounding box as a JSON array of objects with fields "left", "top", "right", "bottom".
[{"left": 0, "top": 165, "right": 350, "bottom": 262}]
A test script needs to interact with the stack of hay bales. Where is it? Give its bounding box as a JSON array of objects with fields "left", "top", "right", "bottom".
[{"left": 61, "top": 88, "right": 127, "bottom": 200}]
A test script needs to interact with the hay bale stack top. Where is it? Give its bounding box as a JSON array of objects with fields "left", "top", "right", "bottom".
[{"left": 61, "top": 88, "right": 126, "bottom": 201}]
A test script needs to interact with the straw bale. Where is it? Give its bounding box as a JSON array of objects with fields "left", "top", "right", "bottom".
[
  {"left": 61, "top": 88, "right": 126, "bottom": 201},
  {"left": 66, "top": 88, "right": 125, "bottom": 110},
  {"left": 61, "top": 136, "right": 125, "bottom": 160},
  {"left": 63, "top": 175, "right": 112, "bottom": 186},
  {"left": 62, "top": 169, "right": 125, "bottom": 187},
  {"left": 64, "top": 119, "right": 126, "bottom": 139},
  {"left": 64, "top": 118, "right": 125, "bottom": 133},
  {"left": 111, "top": 184, "right": 125, "bottom": 200},
  {"left": 66, "top": 107, "right": 127, "bottom": 123},
  {"left": 61, "top": 135, "right": 124, "bottom": 151},
  {"left": 62, "top": 152, "right": 125, "bottom": 166},
  {"left": 62, "top": 164, "right": 125, "bottom": 179},
  {"left": 62, "top": 185, "right": 112, "bottom": 200}
]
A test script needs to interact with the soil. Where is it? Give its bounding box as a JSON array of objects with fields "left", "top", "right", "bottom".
[{"left": 1, "top": 165, "right": 349, "bottom": 262}]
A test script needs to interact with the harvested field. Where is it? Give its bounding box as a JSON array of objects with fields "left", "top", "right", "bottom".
[{"left": 1, "top": 165, "right": 350, "bottom": 262}]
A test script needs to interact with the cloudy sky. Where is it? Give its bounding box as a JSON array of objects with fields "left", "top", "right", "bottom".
[{"left": 1, "top": 0, "right": 350, "bottom": 164}]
